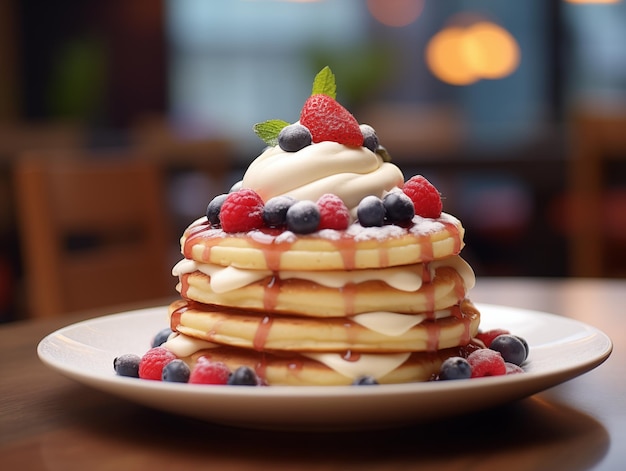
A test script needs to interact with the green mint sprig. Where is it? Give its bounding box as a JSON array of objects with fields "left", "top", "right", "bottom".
[
  {"left": 311, "top": 66, "right": 336, "bottom": 98},
  {"left": 253, "top": 119, "right": 290, "bottom": 146}
]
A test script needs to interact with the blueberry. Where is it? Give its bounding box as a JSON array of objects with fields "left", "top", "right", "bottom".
[
  {"left": 438, "top": 356, "right": 472, "bottom": 380},
  {"left": 151, "top": 327, "right": 173, "bottom": 348},
  {"left": 229, "top": 180, "right": 243, "bottom": 193},
  {"left": 113, "top": 353, "right": 141, "bottom": 378},
  {"left": 352, "top": 375, "right": 379, "bottom": 386},
  {"left": 278, "top": 123, "right": 312, "bottom": 152},
  {"left": 286, "top": 200, "right": 320, "bottom": 234},
  {"left": 227, "top": 366, "right": 259, "bottom": 386},
  {"left": 489, "top": 335, "right": 527, "bottom": 366},
  {"left": 206, "top": 193, "right": 228, "bottom": 227},
  {"left": 360, "top": 124, "right": 379, "bottom": 153},
  {"left": 383, "top": 192, "right": 415, "bottom": 224},
  {"left": 263, "top": 195, "right": 296, "bottom": 227},
  {"left": 162, "top": 359, "right": 190, "bottom": 383},
  {"left": 357, "top": 195, "right": 385, "bottom": 227},
  {"left": 515, "top": 335, "right": 530, "bottom": 362}
]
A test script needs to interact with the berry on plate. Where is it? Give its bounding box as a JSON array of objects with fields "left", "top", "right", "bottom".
[
  {"left": 402, "top": 175, "right": 442, "bottom": 218},
  {"left": 113, "top": 353, "right": 141, "bottom": 378},
  {"left": 352, "top": 375, "right": 379, "bottom": 386},
  {"left": 299, "top": 94, "right": 363, "bottom": 147},
  {"left": 162, "top": 359, "right": 191, "bottom": 383},
  {"left": 138, "top": 347, "right": 177, "bottom": 380},
  {"left": 219, "top": 189, "right": 265, "bottom": 233},
  {"left": 438, "top": 356, "right": 472, "bottom": 380},
  {"left": 476, "top": 328, "right": 511, "bottom": 348},
  {"left": 189, "top": 358, "right": 231, "bottom": 385},
  {"left": 489, "top": 334, "right": 528, "bottom": 366},
  {"left": 151, "top": 327, "right": 173, "bottom": 348},
  {"left": 467, "top": 349, "right": 507, "bottom": 378},
  {"left": 227, "top": 366, "right": 260, "bottom": 386}
]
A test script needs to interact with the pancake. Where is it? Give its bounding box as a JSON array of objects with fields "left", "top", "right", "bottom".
[
  {"left": 162, "top": 338, "right": 478, "bottom": 386},
  {"left": 176, "top": 261, "right": 473, "bottom": 318},
  {"left": 180, "top": 212, "right": 464, "bottom": 271},
  {"left": 168, "top": 298, "right": 480, "bottom": 353}
]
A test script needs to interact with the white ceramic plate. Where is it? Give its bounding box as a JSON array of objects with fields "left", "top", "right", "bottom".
[{"left": 38, "top": 304, "right": 612, "bottom": 431}]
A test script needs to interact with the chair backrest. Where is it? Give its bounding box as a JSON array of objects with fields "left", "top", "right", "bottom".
[{"left": 14, "top": 150, "right": 175, "bottom": 318}]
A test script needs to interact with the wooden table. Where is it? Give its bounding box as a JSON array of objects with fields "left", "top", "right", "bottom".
[{"left": 1, "top": 278, "right": 623, "bottom": 470}]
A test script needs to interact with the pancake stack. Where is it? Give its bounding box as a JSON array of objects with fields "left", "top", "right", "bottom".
[{"left": 160, "top": 68, "right": 481, "bottom": 385}]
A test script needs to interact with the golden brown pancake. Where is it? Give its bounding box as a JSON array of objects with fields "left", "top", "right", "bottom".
[
  {"left": 180, "top": 212, "right": 464, "bottom": 271},
  {"left": 168, "top": 298, "right": 480, "bottom": 353}
]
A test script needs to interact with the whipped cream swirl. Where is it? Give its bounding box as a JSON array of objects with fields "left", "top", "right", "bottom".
[{"left": 242, "top": 141, "right": 404, "bottom": 215}]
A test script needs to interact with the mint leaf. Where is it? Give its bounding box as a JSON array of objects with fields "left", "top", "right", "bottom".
[
  {"left": 253, "top": 119, "right": 290, "bottom": 146},
  {"left": 311, "top": 66, "right": 336, "bottom": 99}
]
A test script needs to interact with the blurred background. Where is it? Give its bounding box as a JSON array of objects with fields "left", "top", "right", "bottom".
[{"left": 1, "top": 0, "right": 625, "bottom": 321}]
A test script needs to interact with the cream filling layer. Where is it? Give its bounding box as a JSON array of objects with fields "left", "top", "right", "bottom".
[
  {"left": 302, "top": 352, "right": 410, "bottom": 380},
  {"left": 351, "top": 309, "right": 452, "bottom": 336},
  {"left": 173, "top": 255, "right": 474, "bottom": 294},
  {"left": 163, "top": 332, "right": 411, "bottom": 381}
]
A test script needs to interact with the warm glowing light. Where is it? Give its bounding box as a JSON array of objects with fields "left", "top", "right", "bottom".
[
  {"left": 367, "top": 0, "right": 424, "bottom": 28},
  {"left": 425, "top": 27, "right": 478, "bottom": 86},
  {"left": 425, "top": 20, "right": 521, "bottom": 86},
  {"left": 462, "top": 22, "right": 520, "bottom": 79}
]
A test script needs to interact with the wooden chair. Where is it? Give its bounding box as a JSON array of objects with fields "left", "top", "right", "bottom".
[
  {"left": 13, "top": 150, "right": 175, "bottom": 318},
  {"left": 568, "top": 104, "right": 626, "bottom": 277}
]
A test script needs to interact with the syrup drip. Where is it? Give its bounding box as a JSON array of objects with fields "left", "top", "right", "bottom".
[
  {"left": 253, "top": 315, "right": 273, "bottom": 351},
  {"left": 263, "top": 275, "right": 281, "bottom": 311},
  {"left": 169, "top": 302, "right": 189, "bottom": 330},
  {"left": 422, "top": 262, "right": 432, "bottom": 284},
  {"left": 335, "top": 235, "right": 357, "bottom": 270},
  {"left": 426, "top": 322, "right": 441, "bottom": 352},
  {"left": 441, "top": 221, "right": 462, "bottom": 254},
  {"left": 419, "top": 235, "right": 434, "bottom": 262},
  {"left": 341, "top": 283, "right": 358, "bottom": 316},
  {"left": 342, "top": 350, "right": 361, "bottom": 362}
]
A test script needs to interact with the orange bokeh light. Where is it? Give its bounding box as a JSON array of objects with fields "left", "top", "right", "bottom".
[
  {"left": 367, "top": 0, "right": 425, "bottom": 28},
  {"left": 425, "top": 20, "right": 521, "bottom": 86},
  {"left": 425, "top": 27, "right": 479, "bottom": 86}
]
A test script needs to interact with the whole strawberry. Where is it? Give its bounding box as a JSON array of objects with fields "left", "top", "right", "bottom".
[
  {"left": 300, "top": 94, "right": 363, "bottom": 147},
  {"left": 402, "top": 175, "right": 443, "bottom": 218}
]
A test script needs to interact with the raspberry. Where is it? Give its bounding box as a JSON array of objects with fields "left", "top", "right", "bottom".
[
  {"left": 476, "top": 328, "right": 510, "bottom": 348},
  {"left": 138, "top": 347, "right": 177, "bottom": 380},
  {"left": 317, "top": 194, "right": 350, "bottom": 230},
  {"left": 402, "top": 175, "right": 442, "bottom": 218},
  {"left": 299, "top": 94, "right": 363, "bottom": 146},
  {"left": 189, "top": 358, "right": 231, "bottom": 385},
  {"left": 467, "top": 349, "right": 507, "bottom": 378},
  {"left": 219, "top": 189, "right": 264, "bottom": 233}
]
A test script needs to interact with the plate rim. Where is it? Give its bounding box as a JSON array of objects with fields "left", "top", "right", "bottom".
[{"left": 36, "top": 303, "right": 613, "bottom": 429}]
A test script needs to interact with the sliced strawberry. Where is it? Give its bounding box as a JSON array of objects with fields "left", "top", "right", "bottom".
[{"left": 299, "top": 94, "right": 363, "bottom": 147}]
